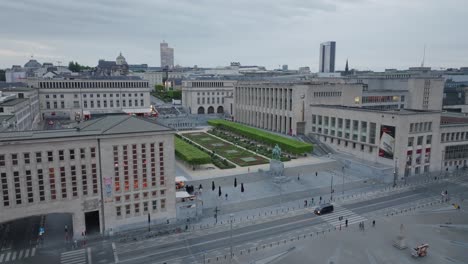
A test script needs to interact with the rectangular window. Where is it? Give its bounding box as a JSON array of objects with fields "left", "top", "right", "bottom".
[
  {"left": 24, "top": 153, "right": 30, "bottom": 164},
  {"left": 80, "top": 148, "right": 85, "bottom": 159},
  {"left": 143, "top": 201, "right": 148, "bottom": 212},
  {"left": 69, "top": 149, "right": 75, "bottom": 160},
  {"left": 116, "top": 206, "right": 121, "bottom": 217},
  {"left": 160, "top": 199, "right": 166, "bottom": 209},
  {"left": 426, "top": 135, "right": 432, "bottom": 145},
  {"left": 125, "top": 205, "right": 131, "bottom": 215},
  {"left": 59, "top": 150, "right": 64, "bottom": 161},
  {"left": 152, "top": 200, "right": 157, "bottom": 211},
  {"left": 11, "top": 154, "right": 18, "bottom": 166},
  {"left": 0, "top": 155, "right": 5, "bottom": 167},
  {"left": 134, "top": 203, "right": 140, "bottom": 214},
  {"left": 408, "top": 137, "right": 414, "bottom": 147},
  {"left": 36, "top": 152, "right": 42, "bottom": 163},
  {"left": 417, "top": 136, "right": 423, "bottom": 145},
  {"left": 91, "top": 147, "right": 96, "bottom": 158},
  {"left": 37, "top": 169, "right": 45, "bottom": 201}
]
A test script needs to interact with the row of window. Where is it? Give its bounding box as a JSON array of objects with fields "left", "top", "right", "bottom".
[
  {"left": 311, "top": 115, "right": 377, "bottom": 144},
  {"left": 1, "top": 164, "right": 98, "bottom": 207},
  {"left": 196, "top": 91, "right": 230, "bottom": 96},
  {"left": 236, "top": 87, "right": 293, "bottom": 111},
  {"left": 45, "top": 93, "right": 145, "bottom": 99},
  {"left": 114, "top": 189, "right": 165, "bottom": 203},
  {"left": 322, "top": 136, "right": 375, "bottom": 153},
  {"left": 441, "top": 131, "right": 468, "bottom": 142},
  {"left": 0, "top": 148, "right": 96, "bottom": 167},
  {"left": 313, "top": 91, "right": 342, "bottom": 97},
  {"left": 39, "top": 81, "right": 149, "bottom": 89},
  {"left": 409, "top": 122, "right": 432, "bottom": 133},
  {"left": 407, "top": 135, "right": 432, "bottom": 147},
  {"left": 197, "top": 97, "right": 224, "bottom": 105},
  {"left": 115, "top": 199, "right": 166, "bottom": 217},
  {"left": 361, "top": 95, "right": 403, "bottom": 104},
  {"left": 191, "top": 82, "right": 225, "bottom": 88}
]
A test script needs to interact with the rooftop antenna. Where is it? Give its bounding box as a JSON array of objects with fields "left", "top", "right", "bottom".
[{"left": 421, "top": 44, "right": 426, "bottom": 67}]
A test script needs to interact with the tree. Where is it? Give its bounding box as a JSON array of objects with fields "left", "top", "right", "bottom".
[
  {"left": 68, "top": 61, "right": 91, "bottom": 72},
  {"left": 212, "top": 181, "right": 215, "bottom": 191},
  {"left": 241, "top": 183, "right": 244, "bottom": 193},
  {"left": 0, "top": 70, "right": 5, "bottom": 82},
  {"left": 218, "top": 186, "right": 222, "bottom": 197},
  {"left": 234, "top": 178, "right": 237, "bottom": 188}
]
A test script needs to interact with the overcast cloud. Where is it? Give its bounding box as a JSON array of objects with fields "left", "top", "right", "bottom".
[{"left": 0, "top": 0, "right": 467, "bottom": 71}]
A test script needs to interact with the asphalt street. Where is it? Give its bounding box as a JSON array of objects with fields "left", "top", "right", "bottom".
[{"left": 115, "top": 179, "right": 468, "bottom": 264}]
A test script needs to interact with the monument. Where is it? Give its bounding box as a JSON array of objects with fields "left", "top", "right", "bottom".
[{"left": 270, "top": 145, "right": 290, "bottom": 184}]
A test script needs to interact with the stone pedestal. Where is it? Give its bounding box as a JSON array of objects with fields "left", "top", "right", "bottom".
[{"left": 270, "top": 159, "right": 284, "bottom": 177}]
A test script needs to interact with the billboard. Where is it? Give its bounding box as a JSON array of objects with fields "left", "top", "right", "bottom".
[{"left": 378, "top": 125, "right": 396, "bottom": 159}]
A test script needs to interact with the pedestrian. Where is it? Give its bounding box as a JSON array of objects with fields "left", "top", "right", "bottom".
[
  {"left": 315, "top": 172, "right": 318, "bottom": 177},
  {"left": 304, "top": 200, "right": 308, "bottom": 207},
  {"left": 311, "top": 197, "right": 314, "bottom": 205},
  {"left": 298, "top": 174, "right": 300, "bottom": 181},
  {"left": 225, "top": 193, "right": 228, "bottom": 200},
  {"left": 319, "top": 196, "right": 322, "bottom": 204},
  {"left": 345, "top": 219, "right": 348, "bottom": 227},
  {"left": 372, "top": 220, "right": 375, "bottom": 227}
]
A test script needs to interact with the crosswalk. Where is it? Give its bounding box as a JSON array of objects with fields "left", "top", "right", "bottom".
[
  {"left": 60, "top": 249, "right": 88, "bottom": 264},
  {"left": 0, "top": 247, "right": 36, "bottom": 263},
  {"left": 315, "top": 205, "right": 367, "bottom": 228}
]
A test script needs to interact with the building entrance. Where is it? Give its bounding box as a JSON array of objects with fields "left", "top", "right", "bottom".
[{"left": 84, "top": 211, "right": 100, "bottom": 235}]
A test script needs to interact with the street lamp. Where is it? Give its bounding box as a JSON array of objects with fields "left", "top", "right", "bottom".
[
  {"left": 330, "top": 171, "right": 334, "bottom": 201},
  {"left": 229, "top": 214, "right": 234, "bottom": 263},
  {"left": 393, "top": 158, "right": 398, "bottom": 187},
  {"left": 342, "top": 166, "right": 345, "bottom": 195}
]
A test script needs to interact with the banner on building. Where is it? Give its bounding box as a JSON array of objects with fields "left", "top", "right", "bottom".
[
  {"left": 104, "top": 177, "right": 113, "bottom": 202},
  {"left": 378, "top": 125, "right": 396, "bottom": 159}
]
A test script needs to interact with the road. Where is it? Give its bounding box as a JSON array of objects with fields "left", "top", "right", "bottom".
[{"left": 115, "top": 179, "right": 468, "bottom": 264}]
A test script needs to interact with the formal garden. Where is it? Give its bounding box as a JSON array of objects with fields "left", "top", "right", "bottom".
[
  {"left": 207, "top": 119, "right": 313, "bottom": 156},
  {"left": 175, "top": 135, "right": 236, "bottom": 170},
  {"left": 183, "top": 132, "right": 269, "bottom": 167}
]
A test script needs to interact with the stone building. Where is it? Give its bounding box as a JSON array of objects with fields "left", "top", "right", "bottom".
[{"left": 0, "top": 115, "right": 175, "bottom": 238}]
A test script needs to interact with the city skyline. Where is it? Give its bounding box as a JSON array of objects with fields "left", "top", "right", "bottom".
[{"left": 0, "top": 0, "right": 467, "bottom": 71}]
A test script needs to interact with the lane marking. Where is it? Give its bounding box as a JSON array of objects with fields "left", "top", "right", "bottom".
[
  {"left": 4, "top": 252, "right": 10, "bottom": 262},
  {"left": 87, "top": 247, "right": 92, "bottom": 264},
  {"left": 31, "top": 247, "right": 36, "bottom": 257},
  {"left": 24, "top": 248, "right": 30, "bottom": 258},
  {"left": 62, "top": 249, "right": 85, "bottom": 256},
  {"left": 11, "top": 251, "right": 16, "bottom": 261},
  {"left": 0, "top": 253, "right": 4, "bottom": 263},
  {"left": 112, "top": 242, "right": 119, "bottom": 263},
  {"left": 18, "top": 249, "right": 24, "bottom": 259}
]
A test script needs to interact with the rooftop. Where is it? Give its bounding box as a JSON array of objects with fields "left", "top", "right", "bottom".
[
  {"left": 0, "top": 115, "right": 173, "bottom": 142},
  {"left": 309, "top": 105, "right": 441, "bottom": 115},
  {"left": 0, "top": 115, "right": 15, "bottom": 123},
  {"left": 0, "top": 82, "right": 29, "bottom": 89},
  {"left": 0, "top": 98, "right": 28, "bottom": 107}
]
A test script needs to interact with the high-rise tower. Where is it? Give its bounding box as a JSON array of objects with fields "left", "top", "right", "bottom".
[
  {"left": 160, "top": 41, "right": 174, "bottom": 69},
  {"left": 319, "top": 41, "right": 336, "bottom": 73}
]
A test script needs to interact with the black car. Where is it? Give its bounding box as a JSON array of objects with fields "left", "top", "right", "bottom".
[{"left": 314, "top": 203, "right": 334, "bottom": 215}]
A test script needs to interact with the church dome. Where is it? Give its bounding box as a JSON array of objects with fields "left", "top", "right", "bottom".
[{"left": 116, "top": 52, "right": 127, "bottom": 65}]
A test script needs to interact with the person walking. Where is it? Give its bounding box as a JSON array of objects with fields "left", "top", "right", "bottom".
[
  {"left": 345, "top": 219, "right": 348, "bottom": 227},
  {"left": 372, "top": 220, "right": 375, "bottom": 227},
  {"left": 225, "top": 193, "right": 228, "bottom": 200},
  {"left": 304, "top": 200, "right": 308, "bottom": 207},
  {"left": 315, "top": 172, "right": 318, "bottom": 177}
]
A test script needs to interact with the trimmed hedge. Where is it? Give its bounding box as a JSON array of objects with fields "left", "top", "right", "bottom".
[
  {"left": 174, "top": 137, "right": 211, "bottom": 165},
  {"left": 208, "top": 119, "right": 313, "bottom": 154}
]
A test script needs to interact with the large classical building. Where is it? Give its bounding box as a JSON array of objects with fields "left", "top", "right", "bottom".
[
  {"left": 233, "top": 81, "right": 363, "bottom": 135},
  {"left": 0, "top": 115, "right": 176, "bottom": 237},
  {"left": 26, "top": 77, "right": 151, "bottom": 120},
  {"left": 181, "top": 80, "right": 236, "bottom": 115}
]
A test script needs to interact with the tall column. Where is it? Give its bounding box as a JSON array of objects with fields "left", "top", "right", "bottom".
[{"left": 72, "top": 211, "right": 86, "bottom": 239}]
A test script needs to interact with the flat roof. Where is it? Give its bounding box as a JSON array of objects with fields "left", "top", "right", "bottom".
[
  {"left": 0, "top": 86, "right": 36, "bottom": 92},
  {"left": 0, "top": 98, "right": 28, "bottom": 107},
  {"left": 0, "top": 115, "right": 173, "bottom": 142},
  {"left": 309, "top": 105, "right": 441, "bottom": 115},
  {"left": 0, "top": 115, "right": 15, "bottom": 122}
]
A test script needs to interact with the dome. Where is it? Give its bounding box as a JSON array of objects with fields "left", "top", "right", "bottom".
[
  {"left": 116, "top": 52, "right": 127, "bottom": 65},
  {"left": 24, "top": 59, "right": 42, "bottom": 68}
]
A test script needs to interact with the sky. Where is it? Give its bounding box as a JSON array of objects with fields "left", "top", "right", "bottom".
[{"left": 0, "top": 0, "right": 467, "bottom": 72}]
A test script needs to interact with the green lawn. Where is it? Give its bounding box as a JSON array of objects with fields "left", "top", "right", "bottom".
[
  {"left": 174, "top": 137, "right": 211, "bottom": 165},
  {"left": 184, "top": 132, "right": 269, "bottom": 167}
]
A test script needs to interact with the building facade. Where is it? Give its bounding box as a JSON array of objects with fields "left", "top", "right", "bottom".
[
  {"left": 307, "top": 105, "right": 442, "bottom": 177},
  {"left": 160, "top": 42, "right": 174, "bottom": 69},
  {"left": 233, "top": 81, "right": 362, "bottom": 135},
  {"left": 181, "top": 80, "right": 236, "bottom": 114},
  {"left": 319, "top": 41, "right": 336, "bottom": 73},
  {"left": 0, "top": 115, "right": 175, "bottom": 238},
  {"left": 0, "top": 84, "right": 40, "bottom": 131},
  {"left": 26, "top": 77, "right": 151, "bottom": 120}
]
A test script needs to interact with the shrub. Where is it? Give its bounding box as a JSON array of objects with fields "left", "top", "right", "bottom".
[
  {"left": 208, "top": 119, "right": 313, "bottom": 154},
  {"left": 174, "top": 137, "right": 211, "bottom": 165}
]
